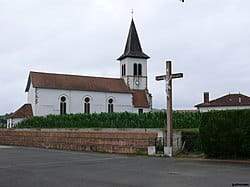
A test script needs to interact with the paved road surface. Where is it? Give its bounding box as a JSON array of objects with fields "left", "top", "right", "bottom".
[{"left": 0, "top": 146, "right": 249, "bottom": 187}]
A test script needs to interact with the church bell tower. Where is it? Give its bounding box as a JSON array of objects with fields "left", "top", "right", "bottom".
[{"left": 117, "top": 19, "right": 150, "bottom": 90}]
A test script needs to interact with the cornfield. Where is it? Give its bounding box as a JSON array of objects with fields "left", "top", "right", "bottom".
[{"left": 16, "top": 112, "right": 201, "bottom": 129}]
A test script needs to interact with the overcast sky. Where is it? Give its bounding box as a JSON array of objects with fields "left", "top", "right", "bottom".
[{"left": 0, "top": 0, "right": 250, "bottom": 114}]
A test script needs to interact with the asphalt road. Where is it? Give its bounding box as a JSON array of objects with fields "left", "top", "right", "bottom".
[{"left": 0, "top": 146, "right": 249, "bottom": 187}]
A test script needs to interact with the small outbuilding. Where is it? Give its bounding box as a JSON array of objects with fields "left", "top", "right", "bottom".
[
  {"left": 7, "top": 104, "right": 33, "bottom": 128},
  {"left": 195, "top": 92, "right": 250, "bottom": 112}
]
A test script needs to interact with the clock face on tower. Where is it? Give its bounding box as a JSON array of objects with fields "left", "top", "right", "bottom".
[{"left": 134, "top": 78, "right": 140, "bottom": 87}]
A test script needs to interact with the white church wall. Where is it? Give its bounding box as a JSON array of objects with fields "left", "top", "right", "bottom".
[
  {"left": 127, "top": 77, "right": 147, "bottom": 90},
  {"left": 34, "top": 88, "right": 134, "bottom": 116},
  {"left": 120, "top": 57, "right": 148, "bottom": 90},
  {"left": 121, "top": 57, "right": 147, "bottom": 77},
  {"left": 198, "top": 106, "right": 250, "bottom": 113},
  {"left": 27, "top": 83, "right": 36, "bottom": 115}
]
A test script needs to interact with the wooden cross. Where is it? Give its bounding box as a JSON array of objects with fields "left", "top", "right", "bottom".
[{"left": 156, "top": 61, "right": 183, "bottom": 157}]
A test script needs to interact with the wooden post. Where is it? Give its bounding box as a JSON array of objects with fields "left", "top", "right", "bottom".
[
  {"left": 156, "top": 60, "right": 183, "bottom": 157},
  {"left": 166, "top": 61, "right": 173, "bottom": 156}
]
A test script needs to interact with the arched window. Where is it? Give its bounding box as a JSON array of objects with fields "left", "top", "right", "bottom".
[
  {"left": 133, "top": 63, "right": 138, "bottom": 76},
  {"left": 138, "top": 64, "right": 142, "bottom": 76},
  {"left": 108, "top": 98, "right": 114, "bottom": 113},
  {"left": 60, "top": 96, "right": 67, "bottom": 115},
  {"left": 124, "top": 64, "right": 126, "bottom": 76},
  {"left": 122, "top": 64, "right": 126, "bottom": 76},
  {"left": 84, "top": 97, "right": 90, "bottom": 114}
]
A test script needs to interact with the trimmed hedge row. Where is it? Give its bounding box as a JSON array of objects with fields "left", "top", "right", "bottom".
[
  {"left": 200, "top": 110, "right": 250, "bottom": 159},
  {"left": 16, "top": 112, "right": 201, "bottom": 129},
  {"left": 181, "top": 129, "right": 202, "bottom": 153},
  {"left": 0, "top": 115, "right": 6, "bottom": 126},
  {"left": 0, "top": 125, "right": 6, "bottom": 128}
]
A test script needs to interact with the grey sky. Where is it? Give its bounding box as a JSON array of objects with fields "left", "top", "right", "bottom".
[{"left": 0, "top": 0, "right": 250, "bottom": 114}]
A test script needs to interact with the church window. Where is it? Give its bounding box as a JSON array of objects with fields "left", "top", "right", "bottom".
[
  {"left": 138, "top": 64, "right": 142, "bottom": 76},
  {"left": 60, "top": 96, "right": 67, "bottom": 115},
  {"left": 84, "top": 97, "right": 90, "bottom": 114},
  {"left": 108, "top": 98, "right": 114, "bottom": 113},
  {"left": 122, "top": 64, "right": 126, "bottom": 76},
  {"left": 133, "top": 63, "right": 138, "bottom": 76}
]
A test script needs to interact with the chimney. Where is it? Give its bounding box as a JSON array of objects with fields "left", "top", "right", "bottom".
[{"left": 204, "top": 92, "right": 209, "bottom": 103}]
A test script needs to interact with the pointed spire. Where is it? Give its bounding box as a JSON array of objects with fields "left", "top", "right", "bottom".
[{"left": 117, "top": 19, "right": 150, "bottom": 61}]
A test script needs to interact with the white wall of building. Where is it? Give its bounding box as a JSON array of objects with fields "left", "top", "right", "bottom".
[
  {"left": 198, "top": 106, "right": 250, "bottom": 112},
  {"left": 27, "top": 83, "right": 36, "bottom": 114},
  {"left": 133, "top": 107, "right": 151, "bottom": 113},
  {"left": 29, "top": 88, "right": 137, "bottom": 116},
  {"left": 7, "top": 118, "right": 24, "bottom": 128},
  {"left": 120, "top": 57, "right": 148, "bottom": 90}
]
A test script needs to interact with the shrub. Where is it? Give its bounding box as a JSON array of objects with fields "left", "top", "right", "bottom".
[
  {"left": 174, "top": 112, "right": 201, "bottom": 129},
  {"left": 16, "top": 111, "right": 201, "bottom": 129},
  {"left": 0, "top": 125, "right": 6, "bottom": 128},
  {"left": 0, "top": 115, "right": 7, "bottom": 128},
  {"left": 181, "top": 129, "right": 202, "bottom": 153},
  {"left": 0, "top": 115, "right": 6, "bottom": 123},
  {"left": 200, "top": 110, "right": 250, "bottom": 159}
]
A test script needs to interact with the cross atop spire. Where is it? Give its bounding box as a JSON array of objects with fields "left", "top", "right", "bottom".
[
  {"left": 117, "top": 18, "right": 150, "bottom": 61},
  {"left": 131, "top": 9, "right": 134, "bottom": 18}
]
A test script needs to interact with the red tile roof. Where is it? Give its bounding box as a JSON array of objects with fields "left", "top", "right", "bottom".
[
  {"left": 132, "top": 90, "right": 150, "bottom": 108},
  {"left": 10, "top": 104, "right": 33, "bottom": 119},
  {"left": 26, "top": 71, "right": 131, "bottom": 94},
  {"left": 195, "top": 94, "right": 250, "bottom": 108}
]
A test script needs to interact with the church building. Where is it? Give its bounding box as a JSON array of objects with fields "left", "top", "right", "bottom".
[{"left": 7, "top": 19, "right": 152, "bottom": 127}]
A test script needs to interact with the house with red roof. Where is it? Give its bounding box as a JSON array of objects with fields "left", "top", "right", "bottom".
[
  {"left": 195, "top": 92, "right": 250, "bottom": 112},
  {"left": 7, "top": 19, "right": 152, "bottom": 127}
]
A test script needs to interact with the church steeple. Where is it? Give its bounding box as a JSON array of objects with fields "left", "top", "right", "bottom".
[{"left": 117, "top": 19, "right": 150, "bottom": 61}]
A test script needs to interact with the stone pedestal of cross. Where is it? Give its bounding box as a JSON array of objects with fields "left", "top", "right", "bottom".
[{"left": 156, "top": 61, "right": 183, "bottom": 157}]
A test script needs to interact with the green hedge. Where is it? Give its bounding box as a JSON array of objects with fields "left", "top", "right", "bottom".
[
  {"left": 0, "top": 115, "right": 6, "bottom": 126},
  {"left": 200, "top": 110, "right": 250, "bottom": 159},
  {"left": 174, "top": 112, "right": 201, "bottom": 129},
  {"left": 16, "top": 112, "right": 201, "bottom": 129},
  {"left": 181, "top": 129, "right": 202, "bottom": 153}
]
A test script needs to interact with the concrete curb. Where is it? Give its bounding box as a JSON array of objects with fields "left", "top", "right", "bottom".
[{"left": 175, "top": 157, "right": 250, "bottom": 164}]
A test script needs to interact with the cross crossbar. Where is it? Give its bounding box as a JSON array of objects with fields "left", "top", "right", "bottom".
[
  {"left": 155, "top": 75, "right": 166, "bottom": 81},
  {"left": 171, "top": 73, "right": 183, "bottom": 79}
]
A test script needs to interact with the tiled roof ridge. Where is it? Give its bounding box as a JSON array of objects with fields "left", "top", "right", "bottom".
[
  {"left": 208, "top": 93, "right": 248, "bottom": 103},
  {"left": 195, "top": 93, "right": 250, "bottom": 108},
  {"left": 30, "top": 71, "right": 123, "bottom": 81},
  {"left": 26, "top": 71, "right": 132, "bottom": 94}
]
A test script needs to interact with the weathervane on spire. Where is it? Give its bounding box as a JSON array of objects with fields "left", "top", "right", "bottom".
[{"left": 131, "top": 9, "right": 134, "bottom": 18}]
